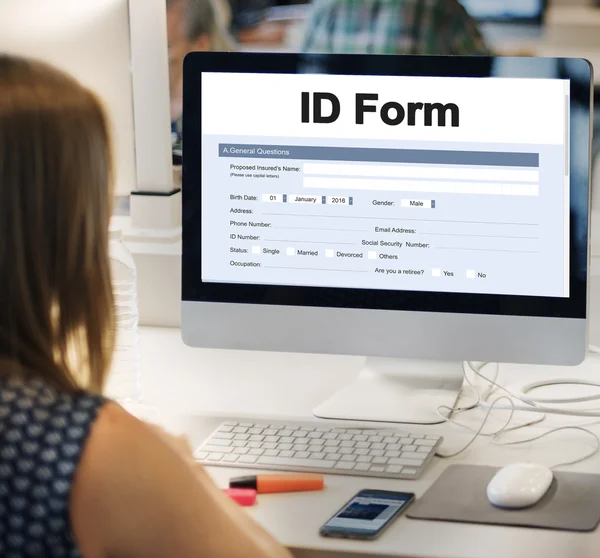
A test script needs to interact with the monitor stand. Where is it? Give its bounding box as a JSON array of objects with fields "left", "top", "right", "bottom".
[{"left": 313, "top": 358, "right": 464, "bottom": 425}]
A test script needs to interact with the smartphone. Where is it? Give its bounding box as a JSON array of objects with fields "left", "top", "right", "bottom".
[{"left": 319, "top": 489, "right": 415, "bottom": 540}]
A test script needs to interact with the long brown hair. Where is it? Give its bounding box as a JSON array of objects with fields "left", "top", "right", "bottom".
[{"left": 0, "top": 55, "right": 115, "bottom": 393}]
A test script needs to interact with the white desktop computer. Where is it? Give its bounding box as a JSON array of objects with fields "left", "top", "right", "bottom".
[{"left": 181, "top": 53, "right": 592, "bottom": 427}]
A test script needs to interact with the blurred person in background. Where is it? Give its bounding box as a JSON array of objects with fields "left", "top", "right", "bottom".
[
  {"left": 302, "top": 0, "right": 491, "bottom": 56},
  {"left": 0, "top": 54, "right": 293, "bottom": 558},
  {"left": 167, "top": 0, "right": 236, "bottom": 151},
  {"left": 227, "top": 0, "right": 288, "bottom": 45}
]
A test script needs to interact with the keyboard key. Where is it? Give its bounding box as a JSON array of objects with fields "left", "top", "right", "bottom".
[
  {"left": 401, "top": 452, "right": 425, "bottom": 461},
  {"left": 258, "top": 456, "right": 336, "bottom": 469},
  {"left": 223, "top": 422, "right": 238, "bottom": 427},
  {"left": 383, "top": 437, "right": 398, "bottom": 444},
  {"left": 201, "top": 445, "right": 233, "bottom": 454},
  {"left": 354, "top": 448, "right": 369, "bottom": 456},
  {"left": 354, "top": 463, "right": 371, "bottom": 471},
  {"left": 370, "top": 466, "right": 385, "bottom": 472},
  {"left": 335, "top": 462, "right": 355, "bottom": 470},
  {"left": 310, "top": 452, "right": 326, "bottom": 460},
  {"left": 239, "top": 422, "right": 253, "bottom": 427},
  {"left": 207, "top": 453, "right": 224, "bottom": 461},
  {"left": 356, "top": 456, "right": 372, "bottom": 463},
  {"left": 371, "top": 443, "right": 385, "bottom": 450},
  {"left": 233, "top": 427, "right": 248, "bottom": 434},
  {"left": 338, "top": 434, "right": 352, "bottom": 441},
  {"left": 213, "top": 433, "right": 234, "bottom": 440},
  {"left": 403, "top": 445, "right": 418, "bottom": 453},
  {"left": 399, "top": 438, "right": 413, "bottom": 445},
  {"left": 323, "top": 433, "right": 338, "bottom": 440},
  {"left": 249, "top": 449, "right": 264, "bottom": 456},
  {"left": 248, "top": 428, "right": 263, "bottom": 435},
  {"left": 234, "top": 448, "right": 249, "bottom": 455},
  {"left": 353, "top": 435, "right": 368, "bottom": 442},
  {"left": 208, "top": 439, "right": 231, "bottom": 447},
  {"left": 325, "top": 453, "right": 341, "bottom": 461},
  {"left": 389, "top": 458, "right": 423, "bottom": 467},
  {"left": 415, "top": 439, "right": 437, "bottom": 447},
  {"left": 232, "top": 441, "right": 247, "bottom": 448},
  {"left": 426, "top": 435, "right": 440, "bottom": 440},
  {"left": 279, "top": 430, "right": 294, "bottom": 437},
  {"left": 247, "top": 442, "right": 262, "bottom": 449},
  {"left": 308, "top": 439, "right": 325, "bottom": 446},
  {"left": 234, "top": 434, "right": 249, "bottom": 441},
  {"left": 249, "top": 435, "right": 264, "bottom": 442},
  {"left": 292, "top": 431, "right": 307, "bottom": 438},
  {"left": 387, "top": 466, "right": 402, "bottom": 474},
  {"left": 265, "top": 436, "right": 278, "bottom": 442},
  {"left": 308, "top": 432, "right": 322, "bottom": 439},
  {"left": 264, "top": 449, "right": 279, "bottom": 457},
  {"left": 338, "top": 448, "right": 353, "bottom": 455},
  {"left": 263, "top": 429, "right": 277, "bottom": 436},
  {"left": 355, "top": 442, "right": 370, "bottom": 449},
  {"left": 385, "top": 451, "right": 401, "bottom": 458},
  {"left": 195, "top": 451, "right": 208, "bottom": 460},
  {"left": 325, "top": 440, "right": 340, "bottom": 447},
  {"left": 370, "top": 450, "right": 384, "bottom": 457},
  {"left": 316, "top": 427, "right": 330, "bottom": 432},
  {"left": 417, "top": 447, "right": 430, "bottom": 453},
  {"left": 340, "top": 441, "right": 355, "bottom": 448},
  {"left": 223, "top": 455, "right": 239, "bottom": 463},
  {"left": 280, "top": 437, "right": 294, "bottom": 444},
  {"left": 294, "top": 445, "right": 309, "bottom": 452},
  {"left": 279, "top": 444, "right": 292, "bottom": 451},
  {"left": 280, "top": 450, "right": 295, "bottom": 458},
  {"left": 341, "top": 455, "right": 356, "bottom": 462},
  {"left": 295, "top": 451, "right": 310, "bottom": 459},
  {"left": 347, "top": 429, "right": 363, "bottom": 435},
  {"left": 368, "top": 436, "right": 383, "bottom": 443},
  {"left": 238, "top": 455, "right": 258, "bottom": 464},
  {"left": 372, "top": 457, "right": 388, "bottom": 465},
  {"left": 411, "top": 433, "right": 424, "bottom": 439},
  {"left": 386, "top": 444, "right": 402, "bottom": 451},
  {"left": 263, "top": 442, "right": 277, "bottom": 450},
  {"left": 403, "top": 468, "right": 418, "bottom": 476}
]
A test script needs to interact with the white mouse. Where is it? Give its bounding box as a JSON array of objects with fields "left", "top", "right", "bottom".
[{"left": 487, "top": 463, "right": 554, "bottom": 509}]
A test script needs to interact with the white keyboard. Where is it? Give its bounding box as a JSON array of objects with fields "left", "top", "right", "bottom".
[{"left": 194, "top": 420, "right": 442, "bottom": 480}]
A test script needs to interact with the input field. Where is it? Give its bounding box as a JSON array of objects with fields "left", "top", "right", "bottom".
[
  {"left": 304, "top": 163, "right": 539, "bottom": 183},
  {"left": 303, "top": 176, "right": 539, "bottom": 196}
]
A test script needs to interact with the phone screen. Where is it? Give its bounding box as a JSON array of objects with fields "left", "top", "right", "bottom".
[{"left": 321, "top": 490, "right": 414, "bottom": 539}]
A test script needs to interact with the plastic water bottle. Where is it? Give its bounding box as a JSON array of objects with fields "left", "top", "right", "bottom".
[{"left": 106, "top": 226, "right": 141, "bottom": 403}]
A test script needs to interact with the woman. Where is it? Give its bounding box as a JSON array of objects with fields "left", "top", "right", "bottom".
[{"left": 0, "top": 55, "right": 292, "bottom": 558}]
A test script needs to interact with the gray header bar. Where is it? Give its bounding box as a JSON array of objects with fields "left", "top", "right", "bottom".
[{"left": 218, "top": 144, "right": 539, "bottom": 168}]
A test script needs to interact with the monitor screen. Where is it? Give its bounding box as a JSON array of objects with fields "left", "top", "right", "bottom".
[
  {"left": 458, "top": 0, "right": 545, "bottom": 22},
  {"left": 199, "top": 70, "right": 569, "bottom": 300}
]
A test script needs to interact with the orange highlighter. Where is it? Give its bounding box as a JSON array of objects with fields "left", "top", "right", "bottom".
[{"left": 229, "top": 473, "right": 324, "bottom": 494}]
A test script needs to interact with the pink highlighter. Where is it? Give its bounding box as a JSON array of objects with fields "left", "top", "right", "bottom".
[{"left": 223, "top": 488, "right": 257, "bottom": 507}]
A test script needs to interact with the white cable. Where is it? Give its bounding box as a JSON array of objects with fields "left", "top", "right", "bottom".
[
  {"left": 436, "top": 362, "right": 600, "bottom": 468},
  {"left": 492, "top": 426, "right": 600, "bottom": 469}
]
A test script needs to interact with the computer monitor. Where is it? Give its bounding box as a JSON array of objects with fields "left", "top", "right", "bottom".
[
  {"left": 181, "top": 53, "right": 592, "bottom": 424},
  {"left": 458, "top": 0, "right": 547, "bottom": 23}
]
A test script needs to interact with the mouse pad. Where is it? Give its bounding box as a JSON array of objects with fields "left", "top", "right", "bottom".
[{"left": 407, "top": 465, "right": 600, "bottom": 532}]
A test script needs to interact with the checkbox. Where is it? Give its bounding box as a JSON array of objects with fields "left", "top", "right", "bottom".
[
  {"left": 466, "top": 270, "right": 476, "bottom": 279},
  {"left": 432, "top": 268, "right": 441, "bottom": 277},
  {"left": 286, "top": 247, "right": 295, "bottom": 256},
  {"left": 368, "top": 251, "right": 377, "bottom": 260},
  {"left": 326, "top": 249, "right": 334, "bottom": 258},
  {"left": 252, "top": 245, "right": 260, "bottom": 255}
]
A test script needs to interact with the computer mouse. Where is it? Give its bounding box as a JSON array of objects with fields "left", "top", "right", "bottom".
[{"left": 486, "top": 463, "right": 553, "bottom": 509}]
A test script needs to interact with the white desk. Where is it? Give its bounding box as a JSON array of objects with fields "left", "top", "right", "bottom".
[{"left": 138, "top": 326, "right": 600, "bottom": 558}]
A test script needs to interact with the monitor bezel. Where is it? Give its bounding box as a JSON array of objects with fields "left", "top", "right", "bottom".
[{"left": 182, "top": 52, "right": 592, "bottom": 321}]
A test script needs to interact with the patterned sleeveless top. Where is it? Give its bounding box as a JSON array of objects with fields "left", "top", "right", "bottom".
[{"left": 0, "top": 372, "right": 105, "bottom": 557}]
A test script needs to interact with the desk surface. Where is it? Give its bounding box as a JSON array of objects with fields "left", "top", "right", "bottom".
[{"left": 138, "top": 326, "right": 600, "bottom": 558}]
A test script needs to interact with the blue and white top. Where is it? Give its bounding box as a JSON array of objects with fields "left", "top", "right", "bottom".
[{"left": 0, "top": 372, "right": 104, "bottom": 557}]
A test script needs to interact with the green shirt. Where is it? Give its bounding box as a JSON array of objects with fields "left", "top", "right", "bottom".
[{"left": 301, "top": 0, "right": 491, "bottom": 56}]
